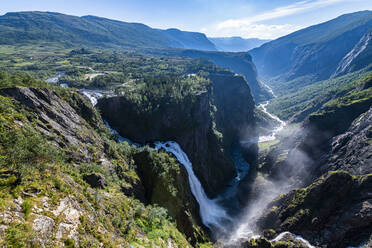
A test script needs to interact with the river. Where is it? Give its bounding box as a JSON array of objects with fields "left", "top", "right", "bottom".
[
  {"left": 45, "top": 73, "right": 112, "bottom": 106},
  {"left": 257, "top": 101, "right": 286, "bottom": 142},
  {"left": 45, "top": 73, "right": 314, "bottom": 247}
]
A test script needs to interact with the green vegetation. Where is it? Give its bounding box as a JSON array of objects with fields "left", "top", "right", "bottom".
[
  {"left": 260, "top": 171, "right": 371, "bottom": 244},
  {"left": 0, "top": 73, "right": 212, "bottom": 247},
  {"left": 251, "top": 10, "right": 372, "bottom": 82},
  {"left": 307, "top": 71, "right": 372, "bottom": 135},
  {"left": 267, "top": 68, "right": 372, "bottom": 121},
  {"left": 123, "top": 75, "right": 210, "bottom": 114},
  {"left": 0, "top": 44, "right": 229, "bottom": 92}
]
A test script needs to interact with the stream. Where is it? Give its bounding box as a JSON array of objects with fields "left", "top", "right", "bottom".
[
  {"left": 257, "top": 101, "right": 286, "bottom": 142},
  {"left": 46, "top": 73, "right": 314, "bottom": 247},
  {"left": 45, "top": 73, "right": 112, "bottom": 106}
]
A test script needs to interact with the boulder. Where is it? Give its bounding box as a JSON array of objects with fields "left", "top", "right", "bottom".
[{"left": 83, "top": 173, "right": 107, "bottom": 188}]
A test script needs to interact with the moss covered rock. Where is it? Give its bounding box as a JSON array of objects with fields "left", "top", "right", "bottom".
[{"left": 257, "top": 171, "right": 372, "bottom": 247}]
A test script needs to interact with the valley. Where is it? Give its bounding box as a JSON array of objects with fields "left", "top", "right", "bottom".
[{"left": 0, "top": 8, "right": 371, "bottom": 248}]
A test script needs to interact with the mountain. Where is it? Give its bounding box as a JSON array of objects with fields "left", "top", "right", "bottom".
[
  {"left": 209, "top": 37, "right": 270, "bottom": 52},
  {"left": 250, "top": 10, "right": 372, "bottom": 83},
  {"left": 0, "top": 11, "right": 274, "bottom": 102},
  {"left": 162, "top": 28, "right": 217, "bottom": 51},
  {"left": 255, "top": 70, "right": 372, "bottom": 248},
  {"left": 333, "top": 30, "right": 372, "bottom": 77},
  {"left": 147, "top": 48, "right": 273, "bottom": 102},
  {"left": 0, "top": 11, "right": 217, "bottom": 50}
]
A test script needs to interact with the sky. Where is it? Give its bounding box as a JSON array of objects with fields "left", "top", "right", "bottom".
[{"left": 0, "top": 0, "right": 371, "bottom": 39}]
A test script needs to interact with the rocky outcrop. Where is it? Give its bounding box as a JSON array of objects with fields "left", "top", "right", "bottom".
[
  {"left": 133, "top": 149, "right": 208, "bottom": 243},
  {"left": 321, "top": 107, "right": 372, "bottom": 175},
  {"left": 179, "top": 50, "right": 272, "bottom": 103},
  {"left": 97, "top": 72, "right": 256, "bottom": 198},
  {"left": 83, "top": 173, "right": 107, "bottom": 188},
  {"left": 257, "top": 171, "right": 372, "bottom": 248},
  {"left": 0, "top": 86, "right": 106, "bottom": 163},
  {"left": 297, "top": 92, "right": 372, "bottom": 177},
  {"left": 333, "top": 31, "right": 372, "bottom": 77},
  {"left": 0, "top": 86, "right": 206, "bottom": 246},
  {"left": 147, "top": 49, "right": 272, "bottom": 102}
]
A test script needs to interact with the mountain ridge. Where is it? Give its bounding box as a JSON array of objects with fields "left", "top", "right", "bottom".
[
  {"left": 0, "top": 11, "right": 217, "bottom": 51},
  {"left": 250, "top": 10, "right": 372, "bottom": 83},
  {"left": 209, "top": 37, "right": 270, "bottom": 52}
]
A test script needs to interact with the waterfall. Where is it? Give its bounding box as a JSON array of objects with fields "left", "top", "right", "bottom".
[
  {"left": 155, "top": 141, "right": 231, "bottom": 231},
  {"left": 81, "top": 90, "right": 103, "bottom": 106},
  {"left": 45, "top": 72, "right": 65, "bottom": 83},
  {"left": 45, "top": 72, "right": 105, "bottom": 106}
]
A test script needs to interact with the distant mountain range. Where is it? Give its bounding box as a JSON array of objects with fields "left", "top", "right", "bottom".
[
  {"left": 3, "top": 10, "right": 371, "bottom": 103},
  {"left": 208, "top": 37, "right": 270, "bottom": 52},
  {"left": 250, "top": 10, "right": 372, "bottom": 84},
  {"left": 0, "top": 11, "right": 274, "bottom": 102},
  {"left": 0, "top": 11, "right": 217, "bottom": 51}
]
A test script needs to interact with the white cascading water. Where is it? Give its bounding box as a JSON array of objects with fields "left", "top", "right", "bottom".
[
  {"left": 81, "top": 90, "right": 103, "bottom": 106},
  {"left": 45, "top": 72, "right": 65, "bottom": 83},
  {"left": 45, "top": 72, "right": 106, "bottom": 106},
  {"left": 155, "top": 141, "right": 230, "bottom": 231},
  {"left": 46, "top": 73, "right": 315, "bottom": 247}
]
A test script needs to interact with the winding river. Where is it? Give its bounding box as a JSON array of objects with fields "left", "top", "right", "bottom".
[
  {"left": 46, "top": 73, "right": 314, "bottom": 247},
  {"left": 258, "top": 101, "right": 286, "bottom": 142}
]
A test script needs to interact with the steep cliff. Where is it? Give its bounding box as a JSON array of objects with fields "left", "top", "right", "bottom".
[
  {"left": 298, "top": 82, "right": 372, "bottom": 174},
  {"left": 321, "top": 106, "right": 372, "bottom": 175},
  {"left": 179, "top": 50, "right": 272, "bottom": 103},
  {"left": 257, "top": 171, "right": 372, "bottom": 248},
  {"left": 0, "top": 83, "right": 210, "bottom": 247},
  {"left": 253, "top": 74, "right": 372, "bottom": 248},
  {"left": 333, "top": 30, "right": 372, "bottom": 77},
  {"left": 97, "top": 72, "right": 256, "bottom": 198}
]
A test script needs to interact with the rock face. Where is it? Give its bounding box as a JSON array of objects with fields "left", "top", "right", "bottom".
[
  {"left": 133, "top": 150, "right": 207, "bottom": 242},
  {"left": 321, "top": 107, "right": 372, "bottom": 175},
  {"left": 253, "top": 79, "right": 372, "bottom": 247},
  {"left": 333, "top": 31, "right": 372, "bottom": 77},
  {"left": 83, "top": 173, "right": 107, "bottom": 188},
  {"left": 257, "top": 171, "right": 372, "bottom": 248},
  {"left": 0, "top": 86, "right": 111, "bottom": 163},
  {"left": 147, "top": 49, "right": 272, "bottom": 102},
  {"left": 97, "top": 72, "right": 256, "bottom": 197},
  {"left": 0, "top": 86, "right": 206, "bottom": 246},
  {"left": 178, "top": 50, "right": 272, "bottom": 102},
  {"left": 298, "top": 96, "right": 372, "bottom": 177}
]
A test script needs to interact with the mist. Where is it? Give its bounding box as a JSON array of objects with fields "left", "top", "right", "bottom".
[{"left": 219, "top": 123, "right": 315, "bottom": 246}]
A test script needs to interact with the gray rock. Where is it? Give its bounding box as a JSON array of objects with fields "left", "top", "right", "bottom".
[{"left": 83, "top": 173, "right": 107, "bottom": 188}]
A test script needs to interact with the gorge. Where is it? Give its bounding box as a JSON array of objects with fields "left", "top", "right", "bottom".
[{"left": 0, "top": 9, "right": 371, "bottom": 248}]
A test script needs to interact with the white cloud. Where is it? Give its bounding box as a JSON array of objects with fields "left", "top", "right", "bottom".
[
  {"left": 217, "top": 0, "right": 349, "bottom": 30},
  {"left": 207, "top": 0, "right": 350, "bottom": 39},
  {"left": 205, "top": 23, "right": 303, "bottom": 40}
]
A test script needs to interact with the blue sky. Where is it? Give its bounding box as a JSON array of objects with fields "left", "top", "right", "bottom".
[{"left": 1, "top": 0, "right": 371, "bottom": 39}]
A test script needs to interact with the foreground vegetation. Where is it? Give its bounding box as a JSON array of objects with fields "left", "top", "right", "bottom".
[{"left": 0, "top": 72, "right": 211, "bottom": 247}]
